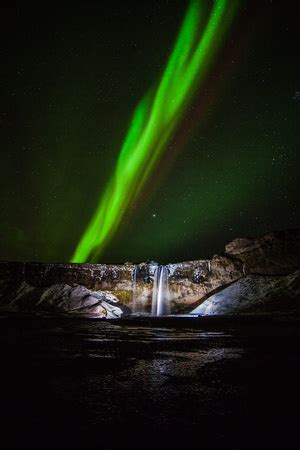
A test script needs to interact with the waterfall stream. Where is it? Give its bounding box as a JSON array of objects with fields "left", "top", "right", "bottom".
[
  {"left": 131, "top": 265, "right": 138, "bottom": 313},
  {"left": 151, "top": 266, "right": 170, "bottom": 316}
]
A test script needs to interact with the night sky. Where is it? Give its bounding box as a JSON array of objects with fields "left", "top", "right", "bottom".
[{"left": 1, "top": 1, "right": 299, "bottom": 264}]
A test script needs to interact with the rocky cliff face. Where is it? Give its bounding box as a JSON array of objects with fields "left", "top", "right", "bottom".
[
  {"left": 0, "top": 229, "right": 299, "bottom": 316},
  {"left": 191, "top": 271, "right": 300, "bottom": 315},
  {"left": 225, "top": 229, "right": 300, "bottom": 275}
]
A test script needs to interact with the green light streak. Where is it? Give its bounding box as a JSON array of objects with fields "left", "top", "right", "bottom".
[{"left": 71, "top": 0, "right": 237, "bottom": 263}]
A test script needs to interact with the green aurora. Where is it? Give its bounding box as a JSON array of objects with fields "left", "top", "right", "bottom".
[
  {"left": 1, "top": 2, "right": 298, "bottom": 264},
  {"left": 71, "top": 0, "right": 238, "bottom": 263}
]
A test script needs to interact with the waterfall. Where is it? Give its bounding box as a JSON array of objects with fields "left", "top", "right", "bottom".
[
  {"left": 132, "top": 265, "right": 138, "bottom": 313},
  {"left": 151, "top": 266, "right": 170, "bottom": 316}
]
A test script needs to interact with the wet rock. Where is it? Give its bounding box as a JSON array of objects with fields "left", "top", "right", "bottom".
[{"left": 134, "top": 262, "right": 151, "bottom": 283}]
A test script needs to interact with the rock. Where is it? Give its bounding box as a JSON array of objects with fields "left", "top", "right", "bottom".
[
  {"left": 0, "top": 281, "right": 125, "bottom": 318},
  {"left": 210, "top": 255, "right": 243, "bottom": 280},
  {"left": 191, "top": 271, "right": 300, "bottom": 315},
  {"left": 225, "top": 229, "right": 300, "bottom": 275},
  {"left": 134, "top": 262, "right": 151, "bottom": 283},
  {"left": 0, "top": 261, "right": 135, "bottom": 288},
  {"left": 0, "top": 229, "right": 298, "bottom": 314},
  {"left": 169, "top": 257, "right": 243, "bottom": 312}
]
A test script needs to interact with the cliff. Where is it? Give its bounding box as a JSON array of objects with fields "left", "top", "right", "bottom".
[{"left": 0, "top": 229, "right": 299, "bottom": 316}]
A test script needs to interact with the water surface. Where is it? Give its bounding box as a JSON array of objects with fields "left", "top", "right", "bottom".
[{"left": 0, "top": 314, "right": 298, "bottom": 449}]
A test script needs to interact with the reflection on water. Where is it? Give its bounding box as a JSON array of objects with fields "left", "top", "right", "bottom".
[{"left": 0, "top": 315, "right": 299, "bottom": 447}]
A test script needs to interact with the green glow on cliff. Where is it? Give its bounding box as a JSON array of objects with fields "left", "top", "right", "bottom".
[{"left": 71, "top": 0, "right": 237, "bottom": 263}]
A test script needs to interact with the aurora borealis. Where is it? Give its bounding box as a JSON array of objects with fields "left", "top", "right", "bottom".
[
  {"left": 71, "top": 0, "right": 238, "bottom": 263},
  {"left": 0, "top": 1, "right": 299, "bottom": 263}
]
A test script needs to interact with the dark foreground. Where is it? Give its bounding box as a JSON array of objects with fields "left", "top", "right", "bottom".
[{"left": 0, "top": 314, "right": 299, "bottom": 449}]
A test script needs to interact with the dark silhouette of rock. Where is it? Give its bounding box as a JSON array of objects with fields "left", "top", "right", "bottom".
[{"left": 225, "top": 229, "right": 300, "bottom": 275}]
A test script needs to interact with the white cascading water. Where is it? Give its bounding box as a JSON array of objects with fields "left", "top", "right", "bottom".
[
  {"left": 132, "top": 265, "right": 138, "bottom": 313},
  {"left": 151, "top": 265, "right": 170, "bottom": 316}
]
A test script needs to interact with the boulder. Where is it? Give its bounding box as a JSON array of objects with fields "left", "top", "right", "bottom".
[{"left": 1, "top": 281, "right": 126, "bottom": 318}]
